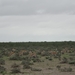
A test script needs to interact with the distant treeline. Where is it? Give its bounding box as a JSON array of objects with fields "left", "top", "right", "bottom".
[{"left": 0, "top": 41, "right": 75, "bottom": 49}]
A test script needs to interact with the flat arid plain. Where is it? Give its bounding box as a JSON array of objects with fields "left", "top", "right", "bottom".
[{"left": 0, "top": 42, "right": 75, "bottom": 75}]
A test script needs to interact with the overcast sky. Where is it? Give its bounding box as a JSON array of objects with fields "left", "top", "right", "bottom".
[{"left": 0, "top": 0, "right": 75, "bottom": 42}]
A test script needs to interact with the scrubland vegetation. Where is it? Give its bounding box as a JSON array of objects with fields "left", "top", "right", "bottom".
[{"left": 0, "top": 41, "right": 75, "bottom": 75}]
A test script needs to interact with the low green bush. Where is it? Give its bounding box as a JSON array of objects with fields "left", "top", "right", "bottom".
[
  {"left": 60, "top": 67, "right": 73, "bottom": 72},
  {"left": 23, "top": 64, "right": 31, "bottom": 69},
  {"left": 56, "top": 65, "right": 61, "bottom": 70},
  {"left": 45, "top": 56, "right": 52, "bottom": 60},
  {"left": 69, "top": 60, "right": 75, "bottom": 64},
  {"left": 11, "top": 68, "right": 21, "bottom": 73},
  {"left": 31, "top": 67, "right": 42, "bottom": 71},
  {"left": 0, "top": 59, "right": 5, "bottom": 65},
  {"left": 0, "top": 66, "right": 6, "bottom": 73}
]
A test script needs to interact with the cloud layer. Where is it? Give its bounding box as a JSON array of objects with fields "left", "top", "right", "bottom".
[
  {"left": 0, "top": 15, "right": 75, "bottom": 42},
  {"left": 0, "top": 0, "right": 75, "bottom": 15},
  {"left": 0, "top": 0, "right": 75, "bottom": 42}
]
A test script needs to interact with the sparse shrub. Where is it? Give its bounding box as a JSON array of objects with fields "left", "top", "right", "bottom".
[
  {"left": 21, "top": 56, "right": 29, "bottom": 60},
  {"left": 56, "top": 65, "right": 61, "bottom": 70},
  {"left": 48, "top": 67, "right": 53, "bottom": 70},
  {"left": 32, "top": 58, "right": 41, "bottom": 62},
  {"left": 69, "top": 57, "right": 74, "bottom": 60},
  {"left": 11, "top": 68, "right": 21, "bottom": 73},
  {"left": 41, "top": 51, "right": 49, "bottom": 56},
  {"left": 60, "top": 67, "right": 73, "bottom": 72},
  {"left": 21, "top": 60, "right": 31, "bottom": 65},
  {"left": 9, "top": 53, "right": 21, "bottom": 60},
  {"left": 21, "top": 60, "right": 27, "bottom": 65},
  {"left": 46, "top": 56, "right": 49, "bottom": 59},
  {"left": 31, "top": 67, "right": 42, "bottom": 71},
  {"left": 1, "top": 71, "right": 7, "bottom": 75},
  {"left": 11, "top": 63, "right": 19, "bottom": 68},
  {"left": 69, "top": 60, "right": 75, "bottom": 64},
  {"left": 21, "top": 60, "right": 31, "bottom": 69},
  {"left": 23, "top": 64, "right": 31, "bottom": 69},
  {"left": 0, "top": 54, "right": 3, "bottom": 58},
  {"left": 60, "top": 57, "right": 68, "bottom": 63},
  {"left": 57, "top": 52, "right": 61, "bottom": 61},
  {"left": 29, "top": 60, "right": 34, "bottom": 65},
  {"left": 23, "top": 51, "right": 29, "bottom": 55},
  {"left": 0, "top": 65, "right": 6, "bottom": 73},
  {"left": 60, "top": 67, "right": 67, "bottom": 72},
  {"left": 37, "top": 51, "right": 41, "bottom": 55},
  {"left": 9, "top": 56, "right": 21, "bottom": 60},
  {"left": 0, "top": 59, "right": 5, "bottom": 65},
  {"left": 67, "top": 67, "right": 72, "bottom": 72},
  {"left": 48, "top": 57, "right": 52, "bottom": 61},
  {"left": 11, "top": 63, "right": 21, "bottom": 73},
  {"left": 54, "top": 55, "right": 58, "bottom": 58},
  {"left": 63, "top": 57, "right": 68, "bottom": 63},
  {"left": 45, "top": 56, "right": 52, "bottom": 60},
  {"left": 69, "top": 53, "right": 75, "bottom": 56}
]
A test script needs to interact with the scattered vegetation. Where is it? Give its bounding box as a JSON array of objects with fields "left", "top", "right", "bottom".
[{"left": 0, "top": 41, "right": 75, "bottom": 74}]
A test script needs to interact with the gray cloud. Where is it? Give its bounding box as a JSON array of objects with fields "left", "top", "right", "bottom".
[
  {"left": 0, "top": 0, "right": 75, "bottom": 15},
  {"left": 0, "top": 0, "right": 75, "bottom": 42},
  {"left": 0, "top": 15, "right": 75, "bottom": 42}
]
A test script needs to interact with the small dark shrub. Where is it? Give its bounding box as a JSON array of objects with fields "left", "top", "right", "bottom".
[
  {"left": 69, "top": 57, "right": 74, "bottom": 60},
  {"left": 11, "top": 63, "right": 19, "bottom": 68},
  {"left": 0, "top": 59, "right": 5, "bottom": 65},
  {"left": 56, "top": 65, "right": 61, "bottom": 70},
  {"left": 32, "top": 58, "right": 41, "bottom": 62},
  {"left": 11, "top": 68, "right": 21, "bottom": 73},
  {"left": 48, "top": 58, "right": 52, "bottom": 60},
  {"left": 23, "top": 51, "right": 29, "bottom": 55},
  {"left": 47, "top": 67, "right": 53, "bottom": 70},
  {"left": 31, "top": 67, "right": 42, "bottom": 71},
  {"left": 21, "top": 56, "right": 29, "bottom": 60},
  {"left": 60, "top": 57, "right": 68, "bottom": 63},
  {"left": 45, "top": 56, "right": 52, "bottom": 60},
  {"left": 21, "top": 60, "right": 30, "bottom": 65},
  {"left": 11, "top": 63, "right": 21, "bottom": 73},
  {"left": 9, "top": 56, "right": 21, "bottom": 60},
  {"left": 54, "top": 55, "right": 58, "bottom": 58},
  {"left": 69, "top": 60, "right": 75, "bottom": 64},
  {"left": 69, "top": 53, "right": 75, "bottom": 56},
  {"left": 67, "top": 67, "right": 73, "bottom": 72},
  {"left": 0, "top": 54, "right": 3, "bottom": 58},
  {"left": 23, "top": 64, "right": 31, "bottom": 69},
  {"left": 60, "top": 67, "right": 73, "bottom": 72},
  {"left": 45, "top": 56, "right": 49, "bottom": 59},
  {"left": 0, "top": 66, "right": 6, "bottom": 73}
]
